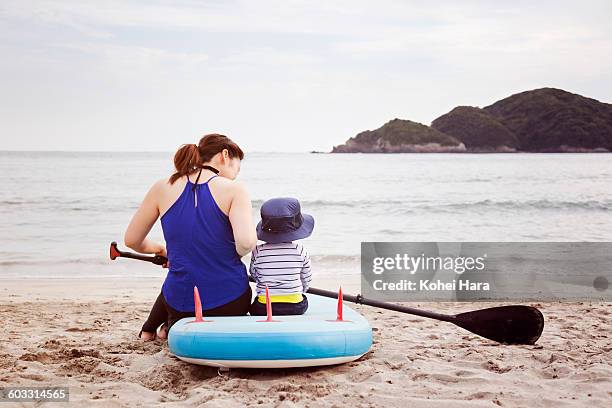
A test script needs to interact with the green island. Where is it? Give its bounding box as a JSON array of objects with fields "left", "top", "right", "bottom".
[{"left": 331, "top": 88, "right": 612, "bottom": 153}]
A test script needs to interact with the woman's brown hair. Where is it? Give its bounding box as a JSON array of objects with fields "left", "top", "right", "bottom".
[{"left": 170, "top": 134, "right": 244, "bottom": 184}]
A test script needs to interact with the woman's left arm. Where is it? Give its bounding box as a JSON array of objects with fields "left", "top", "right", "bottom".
[{"left": 124, "top": 179, "right": 166, "bottom": 256}]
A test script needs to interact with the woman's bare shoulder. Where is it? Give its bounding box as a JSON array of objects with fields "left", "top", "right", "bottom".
[
  {"left": 213, "top": 177, "right": 248, "bottom": 194},
  {"left": 149, "top": 177, "right": 184, "bottom": 198},
  {"left": 152, "top": 177, "right": 173, "bottom": 191}
]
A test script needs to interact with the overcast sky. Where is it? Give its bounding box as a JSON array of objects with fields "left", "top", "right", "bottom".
[{"left": 1, "top": 0, "right": 611, "bottom": 152}]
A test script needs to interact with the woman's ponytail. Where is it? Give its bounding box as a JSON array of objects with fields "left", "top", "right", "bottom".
[{"left": 170, "top": 144, "right": 201, "bottom": 184}]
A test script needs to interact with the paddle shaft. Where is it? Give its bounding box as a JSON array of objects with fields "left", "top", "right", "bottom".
[
  {"left": 110, "top": 241, "right": 167, "bottom": 265},
  {"left": 304, "top": 286, "right": 455, "bottom": 323},
  {"left": 118, "top": 250, "right": 167, "bottom": 264}
]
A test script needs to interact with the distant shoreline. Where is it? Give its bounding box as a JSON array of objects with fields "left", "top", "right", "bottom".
[
  {"left": 331, "top": 88, "right": 612, "bottom": 154},
  {"left": 326, "top": 149, "right": 611, "bottom": 154}
]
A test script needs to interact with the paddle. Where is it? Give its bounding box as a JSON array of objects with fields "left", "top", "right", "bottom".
[
  {"left": 109, "top": 241, "right": 168, "bottom": 266},
  {"left": 109, "top": 242, "right": 544, "bottom": 345}
]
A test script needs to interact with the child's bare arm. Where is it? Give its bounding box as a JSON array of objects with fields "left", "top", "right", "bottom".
[
  {"left": 249, "top": 248, "right": 258, "bottom": 281},
  {"left": 300, "top": 245, "right": 312, "bottom": 291}
]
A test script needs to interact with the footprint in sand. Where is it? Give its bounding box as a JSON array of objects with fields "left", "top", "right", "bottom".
[
  {"left": 454, "top": 369, "right": 477, "bottom": 377},
  {"left": 65, "top": 327, "right": 93, "bottom": 332},
  {"left": 482, "top": 360, "right": 512, "bottom": 374}
]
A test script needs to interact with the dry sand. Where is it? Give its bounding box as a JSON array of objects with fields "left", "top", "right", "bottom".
[{"left": 0, "top": 277, "right": 610, "bottom": 407}]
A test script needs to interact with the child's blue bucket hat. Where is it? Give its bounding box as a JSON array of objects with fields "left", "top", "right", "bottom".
[{"left": 256, "top": 197, "right": 314, "bottom": 244}]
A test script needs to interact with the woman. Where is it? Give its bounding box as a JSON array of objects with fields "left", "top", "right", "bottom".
[{"left": 124, "top": 134, "right": 257, "bottom": 341}]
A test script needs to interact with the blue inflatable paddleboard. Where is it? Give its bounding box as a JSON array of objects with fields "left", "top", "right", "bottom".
[{"left": 168, "top": 294, "right": 373, "bottom": 368}]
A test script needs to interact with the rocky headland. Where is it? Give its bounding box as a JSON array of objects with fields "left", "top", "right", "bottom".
[{"left": 331, "top": 88, "right": 612, "bottom": 153}]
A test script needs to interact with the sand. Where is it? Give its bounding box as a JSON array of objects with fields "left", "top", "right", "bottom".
[{"left": 0, "top": 277, "right": 611, "bottom": 407}]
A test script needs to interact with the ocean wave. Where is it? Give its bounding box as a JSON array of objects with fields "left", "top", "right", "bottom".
[
  {"left": 376, "top": 229, "right": 410, "bottom": 235},
  {"left": 1, "top": 198, "right": 86, "bottom": 206},
  {"left": 0, "top": 258, "right": 112, "bottom": 267},
  {"left": 252, "top": 198, "right": 612, "bottom": 212},
  {"left": 252, "top": 198, "right": 415, "bottom": 209},
  {"left": 0, "top": 274, "right": 160, "bottom": 279},
  {"left": 309, "top": 254, "right": 360, "bottom": 263},
  {"left": 0, "top": 199, "right": 138, "bottom": 213},
  {"left": 422, "top": 199, "right": 612, "bottom": 212}
]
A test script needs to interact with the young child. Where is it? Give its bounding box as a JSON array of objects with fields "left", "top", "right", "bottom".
[{"left": 249, "top": 197, "right": 314, "bottom": 315}]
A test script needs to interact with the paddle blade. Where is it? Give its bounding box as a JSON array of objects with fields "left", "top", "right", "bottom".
[{"left": 453, "top": 305, "right": 544, "bottom": 345}]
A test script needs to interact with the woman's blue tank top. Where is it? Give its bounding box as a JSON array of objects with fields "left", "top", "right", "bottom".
[{"left": 161, "top": 173, "right": 248, "bottom": 312}]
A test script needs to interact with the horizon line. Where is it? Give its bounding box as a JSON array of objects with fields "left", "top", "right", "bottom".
[{"left": 0, "top": 149, "right": 329, "bottom": 154}]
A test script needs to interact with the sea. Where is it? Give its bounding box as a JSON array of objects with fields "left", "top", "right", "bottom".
[{"left": 1, "top": 151, "right": 611, "bottom": 282}]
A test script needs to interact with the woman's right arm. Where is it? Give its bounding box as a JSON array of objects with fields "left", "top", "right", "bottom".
[
  {"left": 228, "top": 181, "right": 257, "bottom": 257},
  {"left": 124, "top": 179, "right": 166, "bottom": 256}
]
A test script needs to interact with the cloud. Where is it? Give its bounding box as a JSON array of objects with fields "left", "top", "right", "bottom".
[
  {"left": 49, "top": 42, "right": 209, "bottom": 79},
  {"left": 0, "top": 1, "right": 611, "bottom": 151}
]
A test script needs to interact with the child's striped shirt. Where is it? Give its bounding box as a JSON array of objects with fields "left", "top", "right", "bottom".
[{"left": 249, "top": 241, "right": 312, "bottom": 301}]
